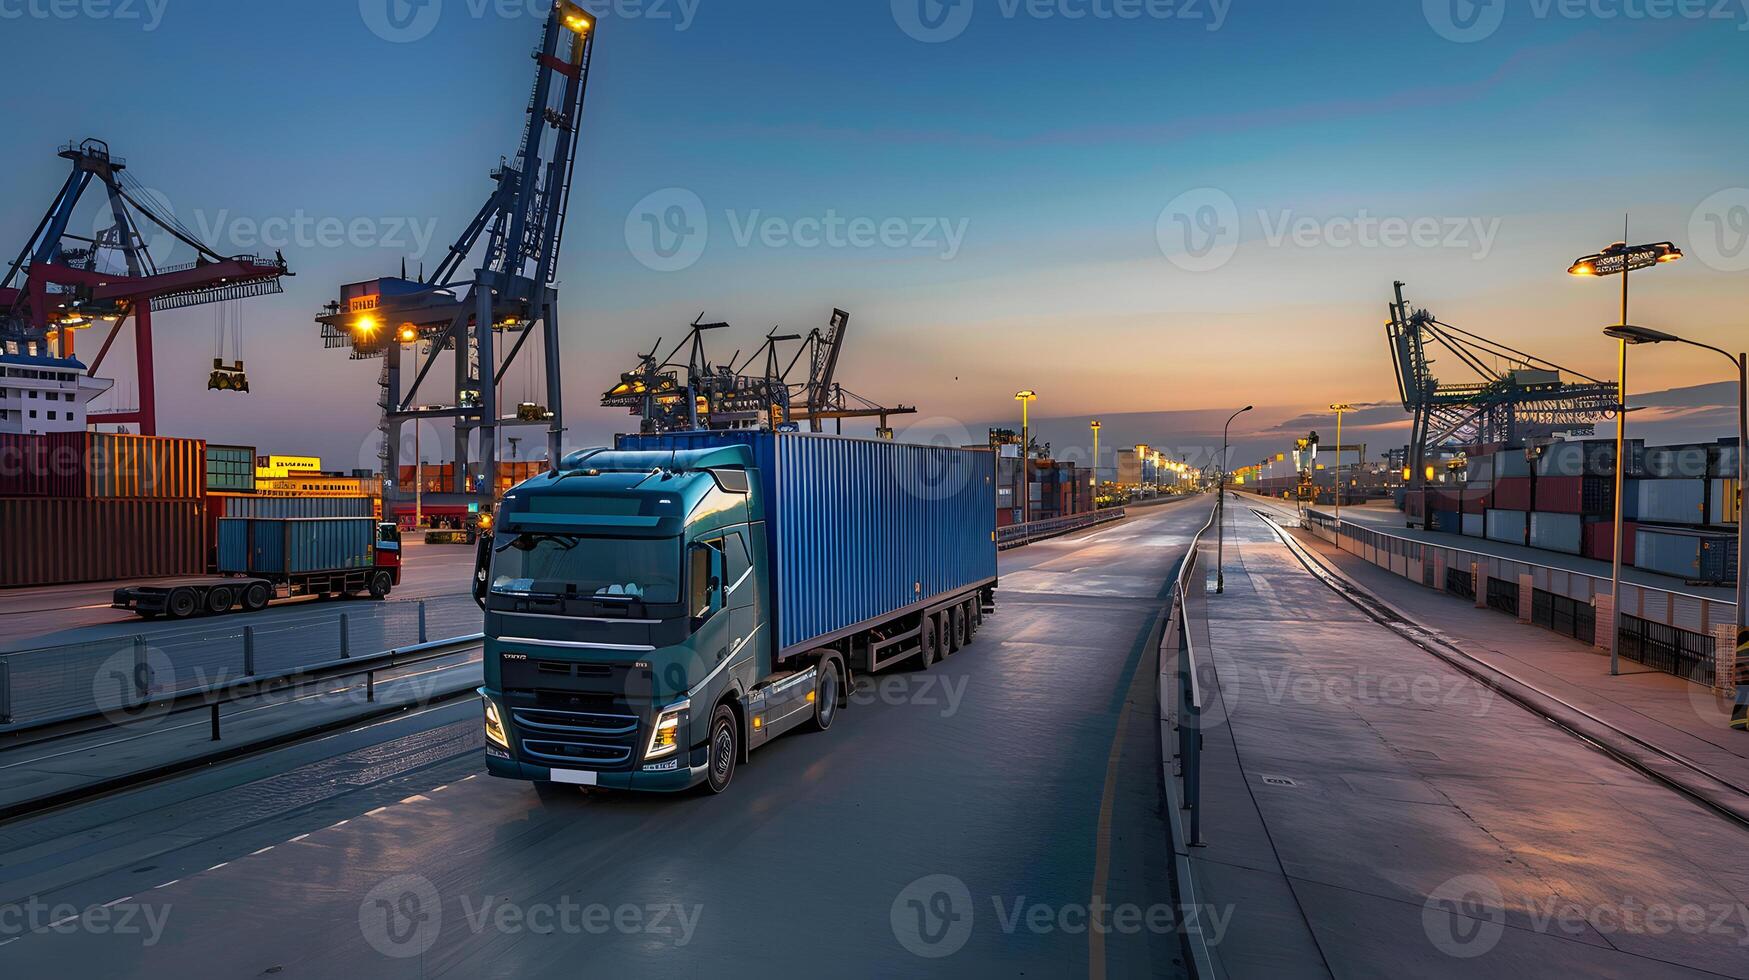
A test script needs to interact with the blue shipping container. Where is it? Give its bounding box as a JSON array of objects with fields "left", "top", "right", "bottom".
[
  {"left": 218, "top": 517, "right": 376, "bottom": 575},
  {"left": 616, "top": 431, "right": 998, "bottom": 655},
  {"left": 223, "top": 496, "right": 374, "bottom": 519},
  {"left": 1431, "top": 510, "right": 1462, "bottom": 534}
]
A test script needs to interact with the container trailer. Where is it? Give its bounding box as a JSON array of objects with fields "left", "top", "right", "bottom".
[
  {"left": 473, "top": 431, "right": 998, "bottom": 795},
  {"left": 112, "top": 517, "right": 403, "bottom": 618}
]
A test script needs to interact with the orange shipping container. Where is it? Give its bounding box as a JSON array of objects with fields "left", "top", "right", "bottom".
[{"left": 0, "top": 497, "right": 205, "bottom": 587}]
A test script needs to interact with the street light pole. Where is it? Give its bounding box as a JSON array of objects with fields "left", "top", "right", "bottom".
[
  {"left": 1330, "top": 403, "right": 1353, "bottom": 528},
  {"left": 1571, "top": 233, "right": 1683, "bottom": 676},
  {"left": 1216, "top": 405, "right": 1254, "bottom": 595},
  {"left": 1602, "top": 326, "right": 1747, "bottom": 703},
  {"left": 1090, "top": 419, "right": 1102, "bottom": 507},
  {"left": 1021, "top": 390, "right": 1028, "bottom": 528}
]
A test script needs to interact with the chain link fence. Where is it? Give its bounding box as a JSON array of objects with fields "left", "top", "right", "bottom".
[{"left": 0, "top": 594, "right": 481, "bottom": 727}]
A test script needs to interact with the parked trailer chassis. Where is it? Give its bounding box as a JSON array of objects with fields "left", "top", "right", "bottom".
[{"left": 113, "top": 569, "right": 394, "bottom": 619}]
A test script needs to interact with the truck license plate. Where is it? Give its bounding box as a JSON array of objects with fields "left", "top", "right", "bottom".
[{"left": 550, "top": 769, "right": 598, "bottom": 786}]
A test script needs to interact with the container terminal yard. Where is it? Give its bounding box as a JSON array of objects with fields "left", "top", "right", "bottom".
[{"left": 0, "top": 4, "right": 1746, "bottom": 979}]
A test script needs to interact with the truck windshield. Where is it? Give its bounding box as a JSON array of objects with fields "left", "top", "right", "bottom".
[{"left": 491, "top": 533, "right": 681, "bottom": 602}]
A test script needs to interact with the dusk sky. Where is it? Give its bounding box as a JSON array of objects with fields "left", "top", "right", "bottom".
[{"left": 5, "top": 0, "right": 1746, "bottom": 472}]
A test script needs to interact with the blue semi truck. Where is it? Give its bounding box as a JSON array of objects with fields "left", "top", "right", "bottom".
[{"left": 472, "top": 431, "right": 997, "bottom": 794}]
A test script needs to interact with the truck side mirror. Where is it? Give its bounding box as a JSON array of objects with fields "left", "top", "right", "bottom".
[{"left": 472, "top": 532, "right": 493, "bottom": 609}]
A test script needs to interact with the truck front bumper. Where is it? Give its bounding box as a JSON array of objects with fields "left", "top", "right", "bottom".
[{"left": 484, "top": 749, "right": 709, "bottom": 792}]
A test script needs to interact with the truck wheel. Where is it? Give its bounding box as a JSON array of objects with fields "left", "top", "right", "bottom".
[
  {"left": 915, "top": 616, "right": 939, "bottom": 670},
  {"left": 706, "top": 704, "right": 738, "bottom": 794},
  {"left": 368, "top": 571, "right": 393, "bottom": 599},
  {"left": 205, "top": 587, "right": 234, "bottom": 615},
  {"left": 963, "top": 600, "right": 980, "bottom": 643},
  {"left": 242, "top": 582, "right": 271, "bottom": 612},
  {"left": 806, "top": 657, "right": 842, "bottom": 732},
  {"left": 167, "top": 589, "right": 197, "bottom": 619},
  {"left": 947, "top": 606, "right": 965, "bottom": 654}
]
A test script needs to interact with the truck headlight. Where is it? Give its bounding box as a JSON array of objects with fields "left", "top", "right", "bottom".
[
  {"left": 484, "top": 699, "right": 510, "bottom": 749},
  {"left": 646, "top": 700, "right": 690, "bottom": 760}
]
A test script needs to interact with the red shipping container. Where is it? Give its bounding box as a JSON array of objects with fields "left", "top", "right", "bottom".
[
  {"left": 0, "top": 432, "right": 89, "bottom": 497},
  {"left": 0, "top": 497, "right": 205, "bottom": 587},
  {"left": 1460, "top": 488, "right": 1492, "bottom": 514},
  {"left": 1582, "top": 520, "right": 1637, "bottom": 565},
  {"left": 1536, "top": 476, "right": 1584, "bottom": 514},
  {"left": 1494, "top": 477, "right": 1533, "bottom": 512}
]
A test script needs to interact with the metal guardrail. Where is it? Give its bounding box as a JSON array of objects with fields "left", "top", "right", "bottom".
[
  {"left": 995, "top": 508, "right": 1126, "bottom": 549},
  {"left": 0, "top": 631, "right": 483, "bottom": 744},
  {"left": 1168, "top": 504, "right": 1219, "bottom": 847},
  {"left": 0, "top": 595, "right": 480, "bottom": 729},
  {"left": 1161, "top": 499, "right": 1221, "bottom": 980}
]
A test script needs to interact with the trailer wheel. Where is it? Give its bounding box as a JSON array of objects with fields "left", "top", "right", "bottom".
[
  {"left": 705, "top": 704, "right": 738, "bottom": 794},
  {"left": 167, "top": 589, "right": 198, "bottom": 620},
  {"left": 368, "top": 571, "right": 393, "bottom": 599},
  {"left": 806, "top": 657, "right": 843, "bottom": 733},
  {"left": 946, "top": 606, "right": 965, "bottom": 654},
  {"left": 242, "top": 582, "right": 271, "bottom": 612},
  {"left": 915, "top": 616, "right": 939, "bottom": 670},
  {"left": 205, "top": 587, "right": 234, "bottom": 615},
  {"left": 963, "top": 599, "right": 980, "bottom": 642}
]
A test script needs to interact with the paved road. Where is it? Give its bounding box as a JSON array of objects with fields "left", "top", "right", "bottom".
[
  {"left": 0, "top": 543, "right": 481, "bottom": 727},
  {"left": 0, "top": 499, "right": 1212, "bottom": 977}
]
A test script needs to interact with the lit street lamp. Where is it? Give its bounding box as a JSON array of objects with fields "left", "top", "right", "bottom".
[
  {"left": 1330, "top": 403, "right": 1354, "bottom": 527},
  {"left": 1090, "top": 419, "right": 1102, "bottom": 502},
  {"left": 1217, "top": 405, "right": 1254, "bottom": 595},
  {"left": 1016, "top": 390, "right": 1038, "bottom": 526},
  {"left": 1570, "top": 232, "right": 1683, "bottom": 676},
  {"left": 1604, "top": 324, "right": 1747, "bottom": 719}
]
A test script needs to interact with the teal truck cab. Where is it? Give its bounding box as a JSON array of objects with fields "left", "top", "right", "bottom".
[{"left": 472, "top": 432, "right": 997, "bottom": 794}]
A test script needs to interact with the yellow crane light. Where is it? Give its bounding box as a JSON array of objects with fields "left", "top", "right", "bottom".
[
  {"left": 398, "top": 324, "right": 419, "bottom": 344},
  {"left": 354, "top": 314, "right": 379, "bottom": 334}
]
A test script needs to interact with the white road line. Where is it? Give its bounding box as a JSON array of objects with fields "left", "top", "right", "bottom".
[
  {"left": 101, "top": 896, "right": 133, "bottom": 908},
  {"left": 430, "top": 785, "right": 449, "bottom": 793},
  {"left": 365, "top": 807, "right": 388, "bottom": 816},
  {"left": 251, "top": 846, "right": 274, "bottom": 856},
  {"left": 206, "top": 862, "right": 228, "bottom": 872},
  {"left": 153, "top": 880, "right": 179, "bottom": 889},
  {"left": 289, "top": 834, "right": 310, "bottom": 843}
]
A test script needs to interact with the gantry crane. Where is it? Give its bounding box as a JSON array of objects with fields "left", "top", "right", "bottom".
[
  {"left": 0, "top": 138, "right": 291, "bottom": 434},
  {"left": 601, "top": 308, "right": 917, "bottom": 435},
  {"left": 317, "top": 3, "right": 597, "bottom": 516},
  {"left": 1387, "top": 280, "right": 1616, "bottom": 510}
]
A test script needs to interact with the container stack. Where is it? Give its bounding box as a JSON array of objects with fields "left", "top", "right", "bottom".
[
  {"left": 1630, "top": 439, "right": 1739, "bottom": 584},
  {"left": 1, "top": 432, "right": 207, "bottom": 587}
]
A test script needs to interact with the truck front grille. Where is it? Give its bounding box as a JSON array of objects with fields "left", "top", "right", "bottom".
[{"left": 510, "top": 705, "right": 641, "bottom": 771}]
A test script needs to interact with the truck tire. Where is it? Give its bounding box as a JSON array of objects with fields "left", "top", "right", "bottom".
[
  {"left": 368, "top": 571, "right": 393, "bottom": 599},
  {"left": 242, "top": 582, "right": 271, "bottom": 612},
  {"left": 961, "top": 599, "right": 979, "bottom": 644},
  {"left": 205, "top": 587, "right": 234, "bottom": 615},
  {"left": 806, "top": 656, "right": 843, "bottom": 733},
  {"left": 915, "top": 616, "right": 939, "bottom": 670},
  {"left": 167, "top": 588, "right": 197, "bottom": 620},
  {"left": 947, "top": 606, "right": 965, "bottom": 654},
  {"left": 706, "top": 704, "right": 738, "bottom": 794}
]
